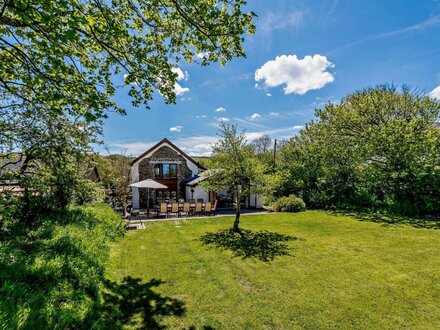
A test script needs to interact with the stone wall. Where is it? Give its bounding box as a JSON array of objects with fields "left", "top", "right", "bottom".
[{"left": 137, "top": 145, "right": 193, "bottom": 207}]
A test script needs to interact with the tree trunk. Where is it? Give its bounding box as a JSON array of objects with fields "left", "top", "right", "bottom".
[
  {"left": 232, "top": 195, "right": 241, "bottom": 232},
  {"left": 21, "top": 187, "right": 33, "bottom": 227}
]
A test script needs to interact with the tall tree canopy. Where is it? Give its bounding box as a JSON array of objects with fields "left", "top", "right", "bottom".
[
  {"left": 0, "top": 0, "right": 255, "bottom": 120},
  {"left": 273, "top": 85, "right": 440, "bottom": 214}
]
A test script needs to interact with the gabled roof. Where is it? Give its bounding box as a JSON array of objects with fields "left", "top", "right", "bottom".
[{"left": 130, "top": 138, "right": 206, "bottom": 169}]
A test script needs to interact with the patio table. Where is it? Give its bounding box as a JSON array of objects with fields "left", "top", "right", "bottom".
[{"left": 153, "top": 203, "right": 206, "bottom": 215}]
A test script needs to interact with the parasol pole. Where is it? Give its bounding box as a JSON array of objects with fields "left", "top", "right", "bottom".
[{"left": 147, "top": 188, "right": 150, "bottom": 219}]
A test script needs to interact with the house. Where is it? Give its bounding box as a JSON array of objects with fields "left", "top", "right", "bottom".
[
  {"left": 130, "top": 138, "right": 206, "bottom": 209},
  {"left": 130, "top": 138, "right": 264, "bottom": 209}
]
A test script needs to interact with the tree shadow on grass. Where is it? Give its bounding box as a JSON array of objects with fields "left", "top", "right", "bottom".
[
  {"left": 199, "top": 229, "right": 297, "bottom": 262},
  {"left": 327, "top": 210, "right": 440, "bottom": 230},
  {"left": 94, "top": 277, "right": 186, "bottom": 329}
]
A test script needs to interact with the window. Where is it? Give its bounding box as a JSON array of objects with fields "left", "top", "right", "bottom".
[{"left": 154, "top": 164, "right": 178, "bottom": 179}]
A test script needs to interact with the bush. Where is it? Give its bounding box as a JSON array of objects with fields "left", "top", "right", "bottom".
[
  {"left": 272, "top": 194, "right": 306, "bottom": 212},
  {"left": 0, "top": 203, "right": 125, "bottom": 328},
  {"left": 72, "top": 178, "right": 106, "bottom": 205}
]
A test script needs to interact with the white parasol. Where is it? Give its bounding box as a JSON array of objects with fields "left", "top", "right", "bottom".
[{"left": 129, "top": 179, "right": 168, "bottom": 218}]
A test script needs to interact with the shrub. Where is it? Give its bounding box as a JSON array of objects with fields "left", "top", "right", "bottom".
[
  {"left": 72, "top": 179, "right": 106, "bottom": 205},
  {"left": 272, "top": 194, "right": 306, "bottom": 212}
]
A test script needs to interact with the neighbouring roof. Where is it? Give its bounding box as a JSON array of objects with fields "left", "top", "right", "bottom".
[
  {"left": 130, "top": 138, "right": 206, "bottom": 169},
  {"left": 184, "top": 175, "right": 207, "bottom": 186},
  {"left": 0, "top": 153, "right": 33, "bottom": 185},
  {"left": 184, "top": 170, "right": 218, "bottom": 186}
]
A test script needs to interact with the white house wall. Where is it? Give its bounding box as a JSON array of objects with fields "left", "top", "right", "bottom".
[
  {"left": 185, "top": 185, "right": 210, "bottom": 202},
  {"left": 249, "top": 193, "right": 264, "bottom": 208}
]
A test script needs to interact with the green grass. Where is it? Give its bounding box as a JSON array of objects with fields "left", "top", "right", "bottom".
[{"left": 106, "top": 211, "right": 440, "bottom": 329}]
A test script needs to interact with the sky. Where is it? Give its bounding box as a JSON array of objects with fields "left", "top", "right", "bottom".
[{"left": 102, "top": 0, "right": 440, "bottom": 157}]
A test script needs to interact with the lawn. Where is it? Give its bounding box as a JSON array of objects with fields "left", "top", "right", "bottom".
[{"left": 106, "top": 211, "right": 440, "bottom": 329}]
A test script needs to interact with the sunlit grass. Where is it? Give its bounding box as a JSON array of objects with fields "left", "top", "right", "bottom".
[{"left": 107, "top": 211, "right": 440, "bottom": 329}]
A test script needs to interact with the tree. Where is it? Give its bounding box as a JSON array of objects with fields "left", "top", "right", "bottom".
[
  {"left": 250, "top": 135, "right": 272, "bottom": 154},
  {"left": 0, "top": 105, "right": 102, "bottom": 224},
  {"left": 0, "top": 0, "right": 256, "bottom": 121},
  {"left": 274, "top": 85, "right": 440, "bottom": 214},
  {"left": 1, "top": 0, "right": 255, "bottom": 217},
  {"left": 102, "top": 148, "right": 132, "bottom": 216},
  {"left": 202, "top": 123, "right": 263, "bottom": 232}
]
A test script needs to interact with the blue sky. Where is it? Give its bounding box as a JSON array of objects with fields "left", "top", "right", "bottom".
[{"left": 103, "top": 0, "right": 440, "bottom": 156}]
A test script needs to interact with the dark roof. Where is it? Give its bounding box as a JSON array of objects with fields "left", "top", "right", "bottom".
[
  {"left": 130, "top": 138, "right": 206, "bottom": 169},
  {"left": 0, "top": 153, "right": 33, "bottom": 184}
]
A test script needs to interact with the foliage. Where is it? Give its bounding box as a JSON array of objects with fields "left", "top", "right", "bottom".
[
  {"left": 272, "top": 194, "right": 306, "bottom": 212},
  {"left": 72, "top": 178, "right": 106, "bottom": 205},
  {"left": 0, "top": 0, "right": 256, "bottom": 121},
  {"left": 1, "top": 0, "right": 256, "bottom": 221},
  {"left": 95, "top": 151, "right": 132, "bottom": 215},
  {"left": 202, "top": 123, "right": 265, "bottom": 231},
  {"left": 193, "top": 156, "right": 213, "bottom": 169},
  {"left": 249, "top": 134, "right": 276, "bottom": 169},
  {"left": 274, "top": 85, "right": 440, "bottom": 215},
  {"left": 249, "top": 134, "right": 273, "bottom": 154},
  {"left": 1, "top": 98, "right": 103, "bottom": 222},
  {"left": 0, "top": 203, "right": 125, "bottom": 328},
  {"left": 107, "top": 212, "right": 440, "bottom": 328}
]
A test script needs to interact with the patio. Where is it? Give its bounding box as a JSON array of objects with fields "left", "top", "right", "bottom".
[{"left": 125, "top": 208, "right": 269, "bottom": 229}]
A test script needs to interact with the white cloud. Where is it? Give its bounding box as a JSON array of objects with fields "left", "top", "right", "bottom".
[
  {"left": 244, "top": 132, "right": 265, "bottom": 141},
  {"left": 255, "top": 54, "right": 335, "bottom": 95},
  {"left": 266, "top": 93, "right": 272, "bottom": 97},
  {"left": 260, "top": 10, "right": 305, "bottom": 32},
  {"left": 171, "top": 67, "right": 190, "bottom": 96},
  {"left": 196, "top": 115, "right": 207, "bottom": 119},
  {"left": 269, "top": 112, "right": 280, "bottom": 117},
  {"left": 171, "top": 67, "right": 189, "bottom": 81},
  {"left": 109, "top": 136, "right": 218, "bottom": 157},
  {"left": 215, "top": 107, "right": 226, "bottom": 112},
  {"left": 428, "top": 86, "right": 440, "bottom": 99},
  {"left": 107, "top": 142, "right": 154, "bottom": 156},
  {"left": 174, "top": 83, "right": 190, "bottom": 96},
  {"left": 170, "top": 125, "right": 183, "bottom": 133},
  {"left": 107, "top": 125, "right": 306, "bottom": 157},
  {"left": 216, "top": 117, "right": 230, "bottom": 122},
  {"left": 245, "top": 125, "right": 304, "bottom": 142},
  {"left": 249, "top": 113, "right": 262, "bottom": 120}
]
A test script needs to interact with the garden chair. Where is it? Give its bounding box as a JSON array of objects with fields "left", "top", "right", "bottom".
[
  {"left": 197, "top": 198, "right": 204, "bottom": 203},
  {"left": 169, "top": 202, "right": 179, "bottom": 218},
  {"left": 158, "top": 202, "right": 168, "bottom": 218},
  {"left": 204, "top": 202, "right": 212, "bottom": 216},
  {"left": 180, "top": 202, "right": 191, "bottom": 217},
  {"left": 188, "top": 199, "right": 195, "bottom": 204},
  {"left": 194, "top": 202, "right": 203, "bottom": 216}
]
